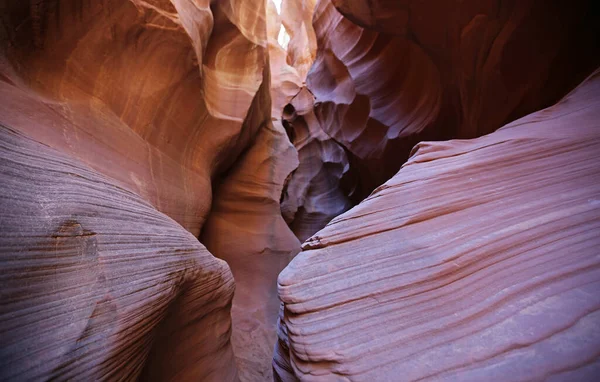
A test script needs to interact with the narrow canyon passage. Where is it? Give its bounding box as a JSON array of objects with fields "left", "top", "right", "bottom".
[{"left": 1, "top": 0, "right": 600, "bottom": 381}]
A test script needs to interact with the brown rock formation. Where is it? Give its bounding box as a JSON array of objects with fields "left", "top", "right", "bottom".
[
  {"left": 309, "top": 0, "right": 600, "bottom": 199},
  {"left": 0, "top": 126, "right": 236, "bottom": 381},
  {"left": 2, "top": 0, "right": 600, "bottom": 380},
  {"left": 269, "top": 0, "right": 353, "bottom": 241},
  {"left": 0, "top": 0, "right": 270, "bottom": 237},
  {"left": 0, "top": 0, "right": 295, "bottom": 380},
  {"left": 281, "top": 0, "right": 317, "bottom": 80},
  {"left": 268, "top": 0, "right": 302, "bottom": 118},
  {"left": 275, "top": 69, "right": 600, "bottom": 381},
  {"left": 202, "top": 119, "right": 301, "bottom": 381},
  {"left": 281, "top": 87, "right": 353, "bottom": 242}
]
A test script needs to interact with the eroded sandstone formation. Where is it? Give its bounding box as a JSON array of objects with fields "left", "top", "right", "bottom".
[
  {"left": 0, "top": 126, "right": 236, "bottom": 381},
  {"left": 0, "top": 0, "right": 271, "bottom": 236},
  {"left": 268, "top": 0, "right": 302, "bottom": 119},
  {"left": 2, "top": 0, "right": 600, "bottom": 381},
  {"left": 280, "top": 0, "right": 317, "bottom": 80},
  {"left": 0, "top": 0, "right": 294, "bottom": 380},
  {"left": 280, "top": 87, "right": 352, "bottom": 242},
  {"left": 268, "top": 0, "right": 354, "bottom": 241},
  {"left": 274, "top": 68, "right": 600, "bottom": 381},
  {"left": 202, "top": 119, "right": 301, "bottom": 381},
  {"left": 309, "top": 0, "right": 600, "bottom": 199}
]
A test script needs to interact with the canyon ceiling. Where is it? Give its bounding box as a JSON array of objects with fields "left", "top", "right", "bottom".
[{"left": 0, "top": 0, "right": 599, "bottom": 381}]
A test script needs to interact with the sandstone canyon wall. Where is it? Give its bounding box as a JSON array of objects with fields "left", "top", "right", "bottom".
[
  {"left": 0, "top": 0, "right": 297, "bottom": 380},
  {"left": 275, "top": 66, "right": 600, "bottom": 382},
  {"left": 0, "top": 126, "right": 237, "bottom": 381},
  {"left": 280, "top": 0, "right": 317, "bottom": 81},
  {"left": 0, "top": 0, "right": 272, "bottom": 237},
  {"left": 309, "top": 0, "right": 600, "bottom": 200},
  {"left": 274, "top": 0, "right": 600, "bottom": 379},
  {"left": 201, "top": 117, "right": 301, "bottom": 381},
  {"left": 280, "top": 87, "right": 353, "bottom": 242},
  {"left": 1, "top": 0, "right": 600, "bottom": 381},
  {"left": 270, "top": 0, "right": 356, "bottom": 241}
]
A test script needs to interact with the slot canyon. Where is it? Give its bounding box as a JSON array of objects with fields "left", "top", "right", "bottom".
[{"left": 0, "top": 0, "right": 600, "bottom": 380}]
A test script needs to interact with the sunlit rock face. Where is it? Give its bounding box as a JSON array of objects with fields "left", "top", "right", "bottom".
[
  {"left": 268, "top": 0, "right": 302, "bottom": 117},
  {"left": 275, "top": 68, "right": 600, "bottom": 382},
  {"left": 281, "top": 0, "right": 317, "bottom": 80},
  {"left": 269, "top": 0, "right": 354, "bottom": 241},
  {"left": 0, "top": 126, "right": 237, "bottom": 381},
  {"left": 1, "top": 0, "right": 270, "bottom": 236},
  {"left": 309, "top": 0, "right": 600, "bottom": 199}
]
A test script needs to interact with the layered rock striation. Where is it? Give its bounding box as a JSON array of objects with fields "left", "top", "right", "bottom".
[
  {"left": 0, "top": 0, "right": 295, "bottom": 380},
  {"left": 0, "top": 0, "right": 271, "bottom": 236},
  {"left": 0, "top": 126, "right": 237, "bottom": 381},
  {"left": 280, "top": 87, "right": 352, "bottom": 242},
  {"left": 309, "top": 0, "right": 600, "bottom": 199},
  {"left": 2, "top": 0, "right": 600, "bottom": 381},
  {"left": 274, "top": 69, "right": 600, "bottom": 380}
]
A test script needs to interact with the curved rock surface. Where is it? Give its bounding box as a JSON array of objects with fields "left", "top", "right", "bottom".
[
  {"left": 3, "top": 0, "right": 600, "bottom": 381},
  {"left": 309, "top": 0, "right": 600, "bottom": 199},
  {"left": 0, "top": 0, "right": 270, "bottom": 236},
  {"left": 202, "top": 119, "right": 301, "bottom": 381},
  {"left": 275, "top": 69, "right": 600, "bottom": 381},
  {"left": 281, "top": 0, "right": 317, "bottom": 80},
  {"left": 281, "top": 87, "right": 353, "bottom": 242},
  {"left": 1, "top": 1, "right": 294, "bottom": 380},
  {"left": 268, "top": 0, "right": 302, "bottom": 118},
  {"left": 0, "top": 126, "right": 236, "bottom": 381},
  {"left": 270, "top": 0, "right": 351, "bottom": 241}
]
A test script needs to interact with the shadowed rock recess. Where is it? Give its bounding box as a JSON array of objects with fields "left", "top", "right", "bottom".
[{"left": 1, "top": 0, "right": 599, "bottom": 381}]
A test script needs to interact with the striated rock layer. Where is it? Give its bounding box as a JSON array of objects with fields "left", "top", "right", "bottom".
[
  {"left": 0, "top": 0, "right": 270, "bottom": 236},
  {"left": 1, "top": 1, "right": 297, "bottom": 380},
  {"left": 269, "top": 0, "right": 353, "bottom": 242},
  {"left": 202, "top": 119, "right": 301, "bottom": 381},
  {"left": 275, "top": 69, "right": 600, "bottom": 381},
  {"left": 309, "top": 0, "right": 600, "bottom": 199},
  {"left": 280, "top": 87, "right": 353, "bottom": 242},
  {"left": 0, "top": 126, "right": 236, "bottom": 381}
]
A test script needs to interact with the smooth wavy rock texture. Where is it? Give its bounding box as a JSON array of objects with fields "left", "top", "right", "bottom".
[
  {"left": 0, "top": 126, "right": 236, "bottom": 381},
  {"left": 275, "top": 69, "right": 600, "bottom": 381},
  {"left": 281, "top": 87, "right": 353, "bottom": 242},
  {"left": 0, "top": 0, "right": 270, "bottom": 236},
  {"left": 1, "top": 1, "right": 297, "bottom": 380},
  {"left": 269, "top": 0, "right": 350, "bottom": 242},
  {"left": 281, "top": 0, "right": 317, "bottom": 80},
  {"left": 202, "top": 119, "right": 301, "bottom": 381},
  {"left": 268, "top": 0, "right": 302, "bottom": 118},
  {"left": 309, "top": 0, "right": 600, "bottom": 199}
]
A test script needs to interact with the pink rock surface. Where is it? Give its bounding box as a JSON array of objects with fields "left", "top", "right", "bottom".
[
  {"left": 275, "top": 69, "right": 600, "bottom": 381},
  {"left": 0, "top": 1, "right": 294, "bottom": 380},
  {"left": 202, "top": 120, "right": 301, "bottom": 381},
  {"left": 270, "top": 0, "right": 351, "bottom": 241},
  {"left": 2, "top": 1, "right": 599, "bottom": 381},
  {"left": 309, "top": 0, "right": 600, "bottom": 198},
  {"left": 268, "top": 0, "right": 303, "bottom": 118},
  {"left": 281, "top": 87, "right": 353, "bottom": 242},
  {"left": 0, "top": 126, "right": 236, "bottom": 381},
  {"left": 0, "top": 0, "right": 270, "bottom": 236},
  {"left": 281, "top": 0, "right": 317, "bottom": 80}
]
